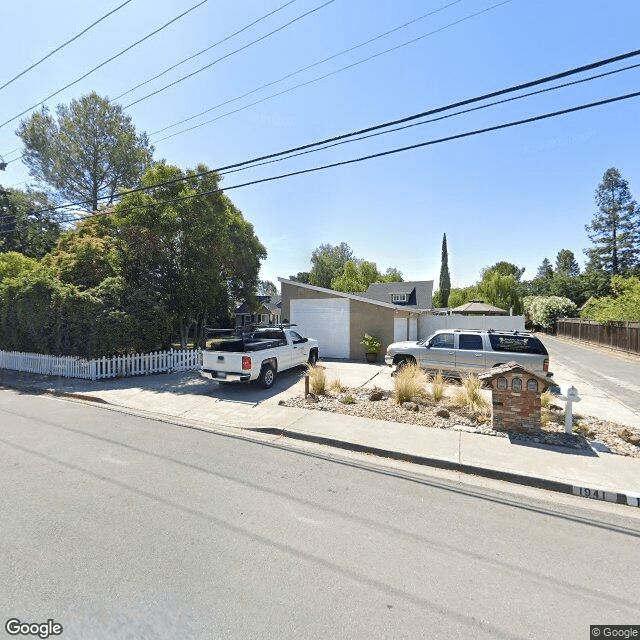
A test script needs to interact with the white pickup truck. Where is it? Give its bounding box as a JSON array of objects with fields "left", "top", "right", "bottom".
[{"left": 200, "top": 327, "right": 319, "bottom": 389}]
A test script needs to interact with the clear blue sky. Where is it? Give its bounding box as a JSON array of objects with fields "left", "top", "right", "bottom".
[{"left": 1, "top": 0, "right": 639, "bottom": 288}]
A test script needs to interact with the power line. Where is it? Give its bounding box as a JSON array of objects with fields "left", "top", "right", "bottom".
[
  {"left": 11, "top": 89, "right": 640, "bottom": 231},
  {"left": 11, "top": 47, "right": 640, "bottom": 218},
  {"left": 122, "top": 0, "right": 337, "bottom": 110},
  {"left": 113, "top": 0, "right": 299, "bottom": 102},
  {"left": 0, "top": 0, "right": 209, "bottom": 130},
  {"left": 0, "top": 0, "right": 134, "bottom": 92},
  {"left": 151, "top": 0, "right": 515, "bottom": 142},
  {"left": 217, "top": 62, "right": 640, "bottom": 177},
  {"left": 150, "top": 0, "right": 465, "bottom": 137}
]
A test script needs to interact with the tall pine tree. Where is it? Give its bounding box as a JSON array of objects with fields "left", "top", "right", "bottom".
[
  {"left": 585, "top": 168, "right": 639, "bottom": 275},
  {"left": 439, "top": 233, "right": 451, "bottom": 307}
]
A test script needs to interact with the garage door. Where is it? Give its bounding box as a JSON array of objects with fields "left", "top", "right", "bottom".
[{"left": 290, "top": 298, "right": 350, "bottom": 358}]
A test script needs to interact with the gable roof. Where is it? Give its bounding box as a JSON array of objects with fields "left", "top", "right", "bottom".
[
  {"left": 360, "top": 281, "right": 433, "bottom": 309},
  {"left": 235, "top": 295, "right": 281, "bottom": 314},
  {"left": 450, "top": 300, "right": 507, "bottom": 314},
  {"left": 278, "top": 277, "right": 427, "bottom": 312}
]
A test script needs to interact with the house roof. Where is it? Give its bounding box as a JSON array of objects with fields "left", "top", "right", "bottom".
[
  {"left": 359, "top": 281, "right": 433, "bottom": 309},
  {"left": 235, "top": 295, "right": 281, "bottom": 314},
  {"left": 278, "top": 278, "right": 428, "bottom": 312},
  {"left": 450, "top": 300, "right": 507, "bottom": 314}
]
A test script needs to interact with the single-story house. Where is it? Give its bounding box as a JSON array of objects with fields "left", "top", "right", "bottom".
[
  {"left": 235, "top": 295, "right": 281, "bottom": 327},
  {"left": 278, "top": 278, "right": 433, "bottom": 359},
  {"left": 279, "top": 279, "right": 526, "bottom": 360}
]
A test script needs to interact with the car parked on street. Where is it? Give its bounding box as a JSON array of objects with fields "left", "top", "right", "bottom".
[{"left": 384, "top": 329, "right": 551, "bottom": 378}]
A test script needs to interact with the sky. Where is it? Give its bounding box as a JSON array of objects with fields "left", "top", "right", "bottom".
[{"left": 1, "top": 0, "right": 639, "bottom": 289}]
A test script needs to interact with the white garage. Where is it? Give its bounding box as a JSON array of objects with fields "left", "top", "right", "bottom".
[{"left": 290, "top": 298, "right": 351, "bottom": 359}]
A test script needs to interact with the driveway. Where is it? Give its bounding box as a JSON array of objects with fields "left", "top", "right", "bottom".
[{"left": 542, "top": 334, "right": 640, "bottom": 421}]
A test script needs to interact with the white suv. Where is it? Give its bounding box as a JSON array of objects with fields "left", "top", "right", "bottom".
[{"left": 384, "top": 329, "right": 551, "bottom": 378}]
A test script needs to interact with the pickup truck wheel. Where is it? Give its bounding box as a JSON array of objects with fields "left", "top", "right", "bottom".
[
  {"left": 395, "top": 356, "right": 416, "bottom": 370},
  {"left": 308, "top": 350, "right": 318, "bottom": 366},
  {"left": 259, "top": 364, "right": 277, "bottom": 389}
]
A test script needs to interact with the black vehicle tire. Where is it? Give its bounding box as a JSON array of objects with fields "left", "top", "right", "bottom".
[
  {"left": 259, "top": 363, "right": 277, "bottom": 389},
  {"left": 308, "top": 349, "right": 318, "bottom": 366},
  {"left": 395, "top": 355, "right": 416, "bottom": 370}
]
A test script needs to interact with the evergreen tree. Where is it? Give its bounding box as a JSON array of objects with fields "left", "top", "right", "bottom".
[
  {"left": 555, "top": 249, "right": 580, "bottom": 276},
  {"left": 535, "top": 258, "right": 553, "bottom": 279},
  {"left": 584, "top": 168, "right": 639, "bottom": 275},
  {"left": 439, "top": 233, "right": 451, "bottom": 307}
]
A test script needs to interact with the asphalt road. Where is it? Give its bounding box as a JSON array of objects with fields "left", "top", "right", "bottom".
[
  {"left": 542, "top": 335, "right": 640, "bottom": 412},
  {"left": 1, "top": 389, "right": 639, "bottom": 640}
]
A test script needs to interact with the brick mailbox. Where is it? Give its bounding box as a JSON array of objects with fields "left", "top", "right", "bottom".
[{"left": 478, "top": 361, "right": 552, "bottom": 433}]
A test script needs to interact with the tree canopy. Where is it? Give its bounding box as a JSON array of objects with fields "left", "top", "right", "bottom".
[
  {"left": 331, "top": 260, "right": 402, "bottom": 293},
  {"left": 584, "top": 167, "right": 639, "bottom": 275},
  {"left": 0, "top": 186, "right": 61, "bottom": 258},
  {"left": 580, "top": 276, "right": 640, "bottom": 322},
  {"left": 306, "top": 242, "right": 402, "bottom": 291},
  {"left": 17, "top": 92, "right": 153, "bottom": 211},
  {"left": 111, "top": 162, "right": 266, "bottom": 348}
]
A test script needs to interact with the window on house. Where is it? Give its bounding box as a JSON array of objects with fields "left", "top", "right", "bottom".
[{"left": 392, "top": 293, "right": 408, "bottom": 303}]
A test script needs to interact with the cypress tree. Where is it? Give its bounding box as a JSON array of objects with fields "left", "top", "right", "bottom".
[{"left": 439, "top": 233, "right": 451, "bottom": 307}]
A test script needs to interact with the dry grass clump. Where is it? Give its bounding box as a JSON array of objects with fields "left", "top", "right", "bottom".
[
  {"left": 452, "top": 373, "right": 490, "bottom": 414},
  {"left": 306, "top": 363, "right": 326, "bottom": 395},
  {"left": 431, "top": 371, "right": 445, "bottom": 403},
  {"left": 540, "top": 390, "right": 552, "bottom": 409},
  {"left": 329, "top": 378, "right": 344, "bottom": 394},
  {"left": 394, "top": 364, "right": 430, "bottom": 404}
]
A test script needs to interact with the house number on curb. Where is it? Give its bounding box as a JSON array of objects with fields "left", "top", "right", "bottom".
[{"left": 572, "top": 487, "right": 616, "bottom": 502}]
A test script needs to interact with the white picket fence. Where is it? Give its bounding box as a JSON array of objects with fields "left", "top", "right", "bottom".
[{"left": 0, "top": 348, "right": 202, "bottom": 381}]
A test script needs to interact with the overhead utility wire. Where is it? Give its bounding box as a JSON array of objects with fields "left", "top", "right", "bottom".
[
  {"left": 17, "top": 48, "right": 640, "bottom": 217},
  {"left": 123, "top": 0, "right": 336, "bottom": 109},
  {"left": 113, "top": 0, "right": 299, "bottom": 101},
  {"left": 21, "top": 90, "right": 640, "bottom": 230},
  {"left": 152, "top": 0, "right": 515, "bottom": 141},
  {"left": 150, "top": 0, "right": 465, "bottom": 136},
  {"left": 217, "top": 62, "right": 640, "bottom": 177},
  {"left": 0, "top": 0, "right": 134, "bottom": 92},
  {"left": 0, "top": 0, "right": 208, "bottom": 130}
]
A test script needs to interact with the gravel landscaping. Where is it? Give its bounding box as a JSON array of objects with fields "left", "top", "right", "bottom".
[{"left": 282, "top": 385, "right": 640, "bottom": 459}]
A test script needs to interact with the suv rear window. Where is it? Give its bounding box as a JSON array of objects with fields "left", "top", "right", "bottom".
[
  {"left": 458, "top": 334, "right": 483, "bottom": 350},
  {"left": 488, "top": 334, "right": 548, "bottom": 355}
]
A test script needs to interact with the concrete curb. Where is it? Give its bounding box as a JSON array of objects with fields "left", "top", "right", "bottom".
[
  {"left": 2, "top": 379, "right": 639, "bottom": 509},
  {"left": 248, "top": 426, "right": 640, "bottom": 509}
]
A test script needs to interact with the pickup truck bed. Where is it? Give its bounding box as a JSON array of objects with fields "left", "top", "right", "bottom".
[{"left": 200, "top": 328, "right": 319, "bottom": 389}]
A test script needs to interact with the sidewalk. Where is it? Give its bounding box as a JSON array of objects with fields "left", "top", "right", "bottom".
[{"left": 1, "top": 366, "right": 639, "bottom": 508}]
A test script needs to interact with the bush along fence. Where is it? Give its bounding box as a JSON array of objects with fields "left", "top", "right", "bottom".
[
  {"left": 556, "top": 319, "right": 640, "bottom": 355},
  {"left": 0, "top": 348, "right": 202, "bottom": 381}
]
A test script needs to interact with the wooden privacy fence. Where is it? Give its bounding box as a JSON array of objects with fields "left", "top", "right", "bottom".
[
  {"left": 0, "top": 348, "right": 202, "bottom": 381},
  {"left": 556, "top": 318, "right": 640, "bottom": 355}
]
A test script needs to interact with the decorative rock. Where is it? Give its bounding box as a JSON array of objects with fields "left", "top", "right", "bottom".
[
  {"left": 436, "top": 408, "right": 450, "bottom": 419},
  {"left": 619, "top": 428, "right": 640, "bottom": 446},
  {"left": 305, "top": 393, "right": 319, "bottom": 403},
  {"left": 410, "top": 396, "right": 430, "bottom": 406},
  {"left": 402, "top": 402, "right": 419, "bottom": 412},
  {"left": 369, "top": 390, "right": 384, "bottom": 401},
  {"left": 278, "top": 400, "right": 286, "bottom": 406}
]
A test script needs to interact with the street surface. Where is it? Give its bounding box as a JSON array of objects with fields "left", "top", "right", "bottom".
[
  {"left": 543, "top": 335, "right": 640, "bottom": 413},
  {"left": 1, "top": 389, "right": 639, "bottom": 640}
]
